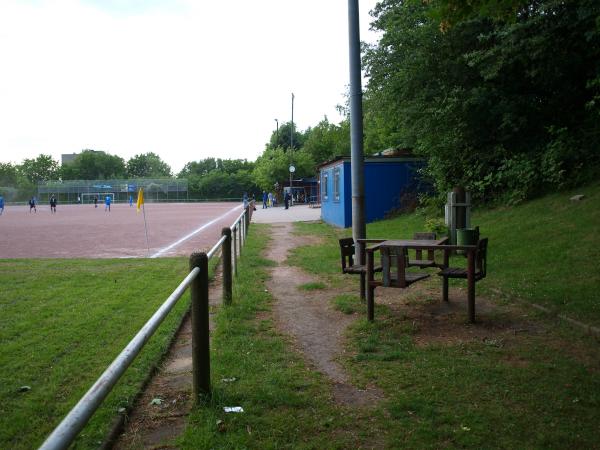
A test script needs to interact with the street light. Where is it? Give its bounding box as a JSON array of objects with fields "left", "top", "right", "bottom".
[{"left": 274, "top": 118, "right": 279, "bottom": 146}]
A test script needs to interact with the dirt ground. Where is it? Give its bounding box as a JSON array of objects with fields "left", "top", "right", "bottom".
[{"left": 0, "top": 202, "right": 241, "bottom": 258}]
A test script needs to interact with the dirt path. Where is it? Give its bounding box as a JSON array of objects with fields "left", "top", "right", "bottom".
[
  {"left": 112, "top": 222, "right": 382, "bottom": 448},
  {"left": 265, "top": 223, "right": 382, "bottom": 406}
]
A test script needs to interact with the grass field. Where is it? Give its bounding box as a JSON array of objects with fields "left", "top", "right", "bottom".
[{"left": 0, "top": 258, "right": 192, "bottom": 449}]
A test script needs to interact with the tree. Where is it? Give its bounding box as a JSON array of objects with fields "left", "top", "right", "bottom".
[
  {"left": 19, "top": 154, "right": 60, "bottom": 183},
  {"left": 178, "top": 158, "right": 218, "bottom": 178},
  {"left": 217, "top": 159, "right": 254, "bottom": 174},
  {"left": 268, "top": 121, "right": 305, "bottom": 150},
  {"left": 0, "top": 163, "right": 19, "bottom": 186},
  {"left": 187, "top": 170, "right": 259, "bottom": 200},
  {"left": 126, "top": 152, "right": 172, "bottom": 178},
  {"left": 252, "top": 147, "right": 315, "bottom": 191},
  {"left": 61, "top": 150, "right": 126, "bottom": 180},
  {"left": 302, "top": 117, "right": 351, "bottom": 164},
  {"left": 363, "top": 0, "right": 600, "bottom": 203}
]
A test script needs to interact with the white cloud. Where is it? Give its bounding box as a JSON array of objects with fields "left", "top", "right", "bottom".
[{"left": 0, "top": 0, "right": 379, "bottom": 173}]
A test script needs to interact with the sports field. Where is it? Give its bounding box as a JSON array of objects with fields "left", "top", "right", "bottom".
[{"left": 0, "top": 202, "right": 243, "bottom": 258}]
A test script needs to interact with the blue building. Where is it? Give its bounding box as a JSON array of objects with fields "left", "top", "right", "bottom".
[{"left": 318, "top": 155, "right": 427, "bottom": 228}]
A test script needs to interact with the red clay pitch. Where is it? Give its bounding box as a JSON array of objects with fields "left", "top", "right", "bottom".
[{"left": 0, "top": 202, "right": 243, "bottom": 258}]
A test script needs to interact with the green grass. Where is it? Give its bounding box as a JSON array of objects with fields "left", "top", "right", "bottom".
[
  {"left": 298, "top": 281, "right": 327, "bottom": 291},
  {"left": 178, "top": 225, "right": 385, "bottom": 449},
  {"left": 0, "top": 258, "right": 192, "bottom": 449},
  {"left": 344, "top": 310, "right": 600, "bottom": 448},
  {"left": 332, "top": 294, "right": 362, "bottom": 315},
  {"left": 283, "top": 185, "right": 600, "bottom": 448}
]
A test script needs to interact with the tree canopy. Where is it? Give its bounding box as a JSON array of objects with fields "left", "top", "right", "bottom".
[
  {"left": 126, "top": 152, "right": 172, "bottom": 178},
  {"left": 362, "top": 0, "right": 600, "bottom": 203},
  {"left": 61, "top": 150, "right": 126, "bottom": 180}
]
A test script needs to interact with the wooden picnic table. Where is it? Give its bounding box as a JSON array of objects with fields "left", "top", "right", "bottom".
[{"left": 365, "top": 239, "right": 479, "bottom": 323}]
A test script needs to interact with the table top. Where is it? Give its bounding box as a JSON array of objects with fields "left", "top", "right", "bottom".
[
  {"left": 366, "top": 238, "right": 447, "bottom": 252},
  {"left": 380, "top": 238, "right": 447, "bottom": 247}
]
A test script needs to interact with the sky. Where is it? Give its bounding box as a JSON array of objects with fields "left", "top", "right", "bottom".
[{"left": 0, "top": 0, "right": 380, "bottom": 174}]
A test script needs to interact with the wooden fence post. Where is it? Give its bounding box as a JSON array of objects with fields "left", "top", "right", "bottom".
[
  {"left": 222, "top": 227, "right": 232, "bottom": 305},
  {"left": 189, "top": 252, "right": 210, "bottom": 400}
]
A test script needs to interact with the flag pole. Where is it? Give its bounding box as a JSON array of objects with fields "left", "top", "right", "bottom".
[
  {"left": 142, "top": 202, "right": 150, "bottom": 257},
  {"left": 137, "top": 188, "right": 150, "bottom": 257}
]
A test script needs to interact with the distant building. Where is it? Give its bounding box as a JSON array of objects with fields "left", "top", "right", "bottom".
[
  {"left": 61, "top": 153, "right": 78, "bottom": 165},
  {"left": 61, "top": 149, "right": 104, "bottom": 165},
  {"left": 318, "top": 155, "right": 428, "bottom": 228}
]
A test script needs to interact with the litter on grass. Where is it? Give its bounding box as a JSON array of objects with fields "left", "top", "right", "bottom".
[
  {"left": 224, "top": 406, "right": 244, "bottom": 413},
  {"left": 221, "top": 377, "right": 237, "bottom": 383}
]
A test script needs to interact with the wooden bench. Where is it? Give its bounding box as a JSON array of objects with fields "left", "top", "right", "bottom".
[
  {"left": 339, "top": 238, "right": 383, "bottom": 300},
  {"left": 365, "top": 237, "right": 487, "bottom": 322},
  {"left": 438, "top": 238, "right": 488, "bottom": 304},
  {"left": 409, "top": 232, "right": 439, "bottom": 268}
]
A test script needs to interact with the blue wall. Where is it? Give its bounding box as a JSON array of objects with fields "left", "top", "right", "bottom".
[{"left": 320, "top": 158, "right": 424, "bottom": 228}]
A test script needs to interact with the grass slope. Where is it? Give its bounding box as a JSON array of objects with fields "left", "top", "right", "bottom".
[
  {"left": 0, "top": 258, "right": 191, "bottom": 449},
  {"left": 293, "top": 181, "right": 600, "bottom": 325},
  {"left": 284, "top": 185, "right": 600, "bottom": 448}
]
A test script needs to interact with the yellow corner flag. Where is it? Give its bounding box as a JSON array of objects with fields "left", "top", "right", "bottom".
[{"left": 136, "top": 188, "right": 144, "bottom": 212}]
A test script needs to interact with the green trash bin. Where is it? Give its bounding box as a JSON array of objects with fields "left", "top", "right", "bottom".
[{"left": 456, "top": 226, "right": 479, "bottom": 254}]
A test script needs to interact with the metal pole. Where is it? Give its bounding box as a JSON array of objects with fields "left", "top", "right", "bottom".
[
  {"left": 290, "top": 93, "right": 294, "bottom": 201},
  {"left": 275, "top": 118, "right": 279, "bottom": 146},
  {"left": 38, "top": 267, "right": 200, "bottom": 450},
  {"left": 190, "top": 252, "right": 210, "bottom": 399},
  {"left": 222, "top": 228, "right": 232, "bottom": 305},
  {"left": 348, "top": 0, "right": 366, "bottom": 264}
]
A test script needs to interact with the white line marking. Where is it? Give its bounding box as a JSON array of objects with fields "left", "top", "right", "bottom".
[{"left": 149, "top": 205, "right": 241, "bottom": 258}]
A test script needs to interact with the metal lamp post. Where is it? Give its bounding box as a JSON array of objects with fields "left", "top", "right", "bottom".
[{"left": 348, "top": 0, "right": 366, "bottom": 263}]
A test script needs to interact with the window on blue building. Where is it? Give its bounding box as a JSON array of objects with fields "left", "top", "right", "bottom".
[
  {"left": 322, "top": 172, "right": 329, "bottom": 201},
  {"left": 333, "top": 168, "right": 340, "bottom": 202}
]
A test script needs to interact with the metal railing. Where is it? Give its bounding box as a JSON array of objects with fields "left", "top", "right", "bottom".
[{"left": 39, "top": 202, "right": 255, "bottom": 450}]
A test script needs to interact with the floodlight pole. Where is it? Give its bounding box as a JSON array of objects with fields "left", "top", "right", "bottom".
[
  {"left": 290, "top": 93, "right": 294, "bottom": 202},
  {"left": 348, "top": 0, "right": 366, "bottom": 262}
]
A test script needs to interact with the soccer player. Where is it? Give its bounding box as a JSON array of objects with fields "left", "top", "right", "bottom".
[
  {"left": 29, "top": 197, "right": 37, "bottom": 213},
  {"left": 50, "top": 195, "right": 57, "bottom": 213},
  {"left": 0, "top": 194, "right": 4, "bottom": 215},
  {"left": 105, "top": 195, "right": 111, "bottom": 212}
]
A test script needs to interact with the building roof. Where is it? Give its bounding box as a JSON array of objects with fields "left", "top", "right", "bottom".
[{"left": 317, "top": 154, "right": 425, "bottom": 170}]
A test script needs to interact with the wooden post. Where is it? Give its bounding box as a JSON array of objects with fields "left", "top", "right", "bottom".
[
  {"left": 189, "top": 252, "right": 210, "bottom": 400},
  {"left": 232, "top": 226, "right": 238, "bottom": 276},
  {"left": 467, "top": 248, "right": 475, "bottom": 322},
  {"left": 245, "top": 205, "right": 250, "bottom": 236},
  {"left": 442, "top": 248, "right": 450, "bottom": 302},
  {"left": 222, "top": 228, "right": 232, "bottom": 305}
]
